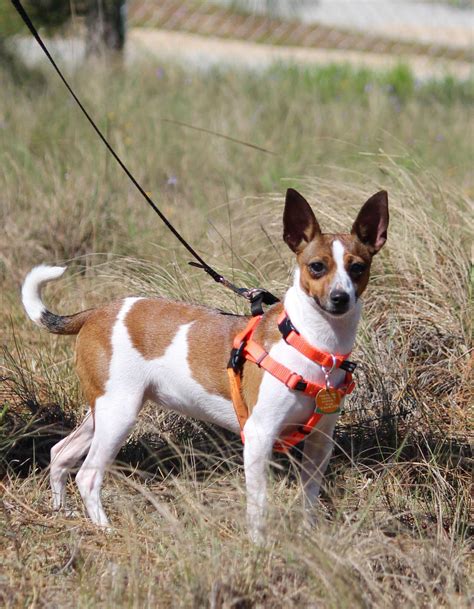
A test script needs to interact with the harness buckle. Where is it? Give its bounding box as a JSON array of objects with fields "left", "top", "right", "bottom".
[
  {"left": 228, "top": 342, "right": 246, "bottom": 372},
  {"left": 278, "top": 315, "right": 296, "bottom": 340},
  {"left": 248, "top": 289, "right": 280, "bottom": 317},
  {"left": 340, "top": 359, "right": 357, "bottom": 373},
  {"left": 285, "top": 372, "right": 305, "bottom": 391}
]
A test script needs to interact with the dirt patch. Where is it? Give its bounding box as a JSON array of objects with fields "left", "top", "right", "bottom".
[{"left": 129, "top": 28, "right": 473, "bottom": 79}]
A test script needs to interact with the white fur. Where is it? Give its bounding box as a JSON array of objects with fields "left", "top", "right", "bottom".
[
  {"left": 331, "top": 239, "right": 356, "bottom": 306},
  {"left": 22, "top": 265, "right": 66, "bottom": 325},
  {"left": 241, "top": 270, "right": 361, "bottom": 540},
  {"left": 50, "top": 410, "right": 94, "bottom": 511},
  {"left": 52, "top": 298, "right": 240, "bottom": 526},
  {"left": 45, "top": 267, "right": 362, "bottom": 541},
  {"left": 286, "top": 267, "right": 361, "bottom": 356}
]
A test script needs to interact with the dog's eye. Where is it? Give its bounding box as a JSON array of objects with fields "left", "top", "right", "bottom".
[
  {"left": 350, "top": 263, "right": 366, "bottom": 277},
  {"left": 308, "top": 261, "right": 326, "bottom": 277}
]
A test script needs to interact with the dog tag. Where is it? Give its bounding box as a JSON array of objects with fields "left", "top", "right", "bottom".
[{"left": 315, "top": 389, "right": 342, "bottom": 414}]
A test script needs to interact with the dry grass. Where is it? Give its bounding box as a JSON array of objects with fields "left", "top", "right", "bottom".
[
  {"left": 1, "top": 445, "right": 471, "bottom": 608},
  {"left": 0, "top": 58, "right": 472, "bottom": 607}
]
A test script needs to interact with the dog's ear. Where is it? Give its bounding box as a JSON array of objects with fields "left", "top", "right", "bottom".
[
  {"left": 351, "top": 190, "right": 389, "bottom": 254},
  {"left": 283, "top": 189, "right": 321, "bottom": 253}
]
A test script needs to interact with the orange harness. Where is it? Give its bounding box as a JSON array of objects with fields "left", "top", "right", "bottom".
[{"left": 227, "top": 311, "right": 356, "bottom": 452}]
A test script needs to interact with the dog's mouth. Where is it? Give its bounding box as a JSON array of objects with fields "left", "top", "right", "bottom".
[{"left": 312, "top": 296, "right": 351, "bottom": 317}]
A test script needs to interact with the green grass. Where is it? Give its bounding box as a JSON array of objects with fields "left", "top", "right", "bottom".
[
  {"left": 269, "top": 62, "right": 474, "bottom": 104},
  {"left": 0, "top": 58, "right": 472, "bottom": 607},
  {"left": 1, "top": 60, "right": 472, "bottom": 286}
]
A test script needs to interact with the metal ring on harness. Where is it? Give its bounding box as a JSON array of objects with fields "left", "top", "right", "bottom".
[{"left": 321, "top": 354, "right": 337, "bottom": 390}]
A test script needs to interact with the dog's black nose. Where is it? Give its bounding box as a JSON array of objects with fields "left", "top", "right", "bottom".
[{"left": 330, "top": 290, "right": 350, "bottom": 307}]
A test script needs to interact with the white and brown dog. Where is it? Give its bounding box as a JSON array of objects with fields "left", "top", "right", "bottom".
[{"left": 22, "top": 188, "right": 388, "bottom": 541}]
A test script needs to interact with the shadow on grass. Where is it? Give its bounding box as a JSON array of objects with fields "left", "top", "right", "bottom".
[
  {"left": 1, "top": 384, "right": 470, "bottom": 479},
  {"left": 2, "top": 367, "right": 472, "bottom": 542},
  {"left": 1, "top": 333, "right": 471, "bottom": 482}
]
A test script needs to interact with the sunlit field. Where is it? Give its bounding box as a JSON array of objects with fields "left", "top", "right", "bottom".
[{"left": 1, "top": 57, "right": 472, "bottom": 608}]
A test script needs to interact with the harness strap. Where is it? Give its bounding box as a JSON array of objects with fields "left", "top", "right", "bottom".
[
  {"left": 244, "top": 339, "right": 349, "bottom": 398},
  {"left": 273, "top": 411, "right": 325, "bottom": 452},
  {"left": 226, "top": 365, "right": 323, "bottom": 453},
  {"left": 226, "top": 367, "right": 249, "bottom": 433},
  {"left": 227, "top": 313, "right": 356, "bottom": 452},
  {"left": 232, "top": 315, "right": 263, "bottom": 348},
  {"left": 277, "top": 311, "right": 352, "bottom": 369}
]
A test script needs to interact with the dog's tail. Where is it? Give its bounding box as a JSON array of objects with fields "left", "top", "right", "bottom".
[{"left": 22, "top": 265, "right": 94, "bottom": 335}]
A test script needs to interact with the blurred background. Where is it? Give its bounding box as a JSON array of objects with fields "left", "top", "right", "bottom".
[{"left": 3, "top": 0, "right": 473, "bottom": 74}]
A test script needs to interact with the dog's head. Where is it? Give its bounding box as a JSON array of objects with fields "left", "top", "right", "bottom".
[{"left": 283, "top": 188, "right": 389, "bottom": 316}]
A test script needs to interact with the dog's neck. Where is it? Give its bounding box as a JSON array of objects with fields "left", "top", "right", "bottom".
[{"left": 283, "top": 268, "right": 362, "bottom": 355}]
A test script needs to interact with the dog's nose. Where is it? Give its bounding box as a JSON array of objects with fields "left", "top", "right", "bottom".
[{"left": 330, "top": 290, "right": 350, "bottom": 307}]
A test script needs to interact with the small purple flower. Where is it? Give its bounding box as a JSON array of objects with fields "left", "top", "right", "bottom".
[
  {"left": 435, "top": 134, "right": 445, "bottom": 142},
  {"left": 167, "top": 175, "right": 178, "bottom": 187},
  {"left": 364, "top": 83, "right": 373, "bottom": 93},
  {"left": 156, "top": 67, "right": 165, "bottom": 80}
]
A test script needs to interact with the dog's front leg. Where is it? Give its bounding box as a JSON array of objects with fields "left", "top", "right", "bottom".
[
  {"left": 243, "top": 414, "right": 276, "bottom": 544},
  {"left": 301, "top": 412, "right": 339, "bottom": 525}
]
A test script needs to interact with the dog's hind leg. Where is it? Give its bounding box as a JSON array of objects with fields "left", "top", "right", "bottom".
[
  {"left": 75, "top": 391, "right": 142, "bottom": 527},
  {"left": 50, "top": 410, "right": 94, "bottom": 511}
]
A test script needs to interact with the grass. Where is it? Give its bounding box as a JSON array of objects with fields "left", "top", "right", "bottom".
[{"left": 0, "top": 57, "right": 472, "bottom": 607}]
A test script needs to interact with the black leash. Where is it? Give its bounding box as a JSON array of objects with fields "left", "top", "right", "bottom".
[{"left": 11, "top": 0, "right": 279, "bottom": 314}]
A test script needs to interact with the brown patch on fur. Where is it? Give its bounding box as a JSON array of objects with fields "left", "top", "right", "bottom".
[
  {"left": 125, "top": 299, "right": 249, "bottom": 399},
  {"left": 338, "top": 234, "right": 373, "bottom": 297},
  {"left": 126, "top": 298, "right": 284, "bottom": 408},
  {"left": 298, "top": 234, "right": 338, "bottom": 304},
  {"left": 187, "top": 311, "right": 248, "bottom": 399},
  {"left": 75, "top": 301, "right": 122, "bottom": 408},
  {"left": 126, "top": 299, "right": 194, "bottom": 359}
]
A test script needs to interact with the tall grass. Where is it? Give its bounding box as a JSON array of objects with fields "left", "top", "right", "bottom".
[
  {"left": 1, "top": 443, "right": 471, "bottom": 607},
  {"left": 0, "top": 58, "right": 472, "bottom": 607}
]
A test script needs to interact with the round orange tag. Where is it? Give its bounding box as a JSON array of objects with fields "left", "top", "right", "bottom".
[{"left": 315, "top": 389, "right": 342, "bottom": 414}]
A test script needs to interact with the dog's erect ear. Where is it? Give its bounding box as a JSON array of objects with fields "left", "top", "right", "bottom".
[
  {"left": 283, "top": 189, "right": 321, "bottom": 253},
  {"left": 351, "top": 190, "right": 389, "bottom": 254}
]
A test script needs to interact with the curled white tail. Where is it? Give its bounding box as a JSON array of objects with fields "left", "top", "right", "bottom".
[
  {"left": 22, "top": 265, "right": 67, "bottom": 326},
  {"left": 22, "top": 264, "right": 94, "bottom": 335}
]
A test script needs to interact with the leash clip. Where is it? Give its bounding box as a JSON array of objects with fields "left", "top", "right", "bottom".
[
  {"left": 321, "top": 354, "right": 337, "bottom": 390},
  {"left": 247, "top": 288, "right": 280, "bottom": 316}
]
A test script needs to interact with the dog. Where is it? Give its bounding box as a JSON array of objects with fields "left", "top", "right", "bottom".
[{"left": 21, "top": 188, "right": 388, "bottom": 541}]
